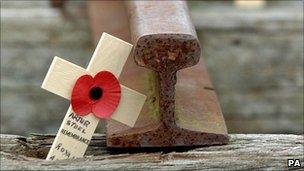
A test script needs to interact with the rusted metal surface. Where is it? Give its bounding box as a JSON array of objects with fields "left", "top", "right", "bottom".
[{"left": 106, "top": 1, "right": 228, "bottom": 147}]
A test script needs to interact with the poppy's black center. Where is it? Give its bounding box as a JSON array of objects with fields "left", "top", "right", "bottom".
[{"left": 89, "top": 86, "right": 103, "bottom": 100}]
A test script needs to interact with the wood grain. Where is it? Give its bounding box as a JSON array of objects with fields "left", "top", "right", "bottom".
[{"left": 1, "top": 133, "right": 303, "bottom": 170}]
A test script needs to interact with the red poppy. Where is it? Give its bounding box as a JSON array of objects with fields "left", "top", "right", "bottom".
[{"left": 71, "top": 71, "right": 121, "bottom": 119}]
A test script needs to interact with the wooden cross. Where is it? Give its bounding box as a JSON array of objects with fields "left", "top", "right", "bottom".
[{"left": 41, "top": 33, "right": 146, "bottom": 160}]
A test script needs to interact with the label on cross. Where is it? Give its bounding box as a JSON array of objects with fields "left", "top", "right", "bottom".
[{"left": 41, "top": 33, "right": 146, "bottom": 160}]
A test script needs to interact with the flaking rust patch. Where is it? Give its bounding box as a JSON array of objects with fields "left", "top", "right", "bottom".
[{"left": 168, "top": 51, "right": 177, "bottom": 61}]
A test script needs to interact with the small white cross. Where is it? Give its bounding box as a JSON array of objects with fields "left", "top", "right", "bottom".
[{"left": 41, "top": 33, "right": 146, "bottom": 160}]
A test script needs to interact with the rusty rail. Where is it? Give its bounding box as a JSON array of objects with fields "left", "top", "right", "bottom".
[
  {"left": 107, "top": 1, "right": 228, "bottom": 147},
  {"left": 129, "top": 2, "right": 200, "bottom": 70},
  {"left": 128, "top": 1, "right": 201, "bottom": 129}
]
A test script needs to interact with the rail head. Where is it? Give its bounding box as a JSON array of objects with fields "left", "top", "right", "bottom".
[{"left": 126, "top": 1, "right": 201, "bottom": 72}]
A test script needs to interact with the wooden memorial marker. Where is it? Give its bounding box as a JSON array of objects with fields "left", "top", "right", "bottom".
[{"left": 41, "top": 33, "right": 146, "bottom": 160}]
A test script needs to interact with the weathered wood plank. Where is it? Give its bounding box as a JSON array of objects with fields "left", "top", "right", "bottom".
[{"left": 0, "top": 134, "right": 303, "bottom": 170}]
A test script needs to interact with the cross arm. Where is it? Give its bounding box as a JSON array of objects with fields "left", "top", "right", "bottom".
[
  {"left": 41, "top": 56, "right": 146, "bottom": 127},
  {"left": 41, "top": 56, "right": 88, "bottom": 99}
]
